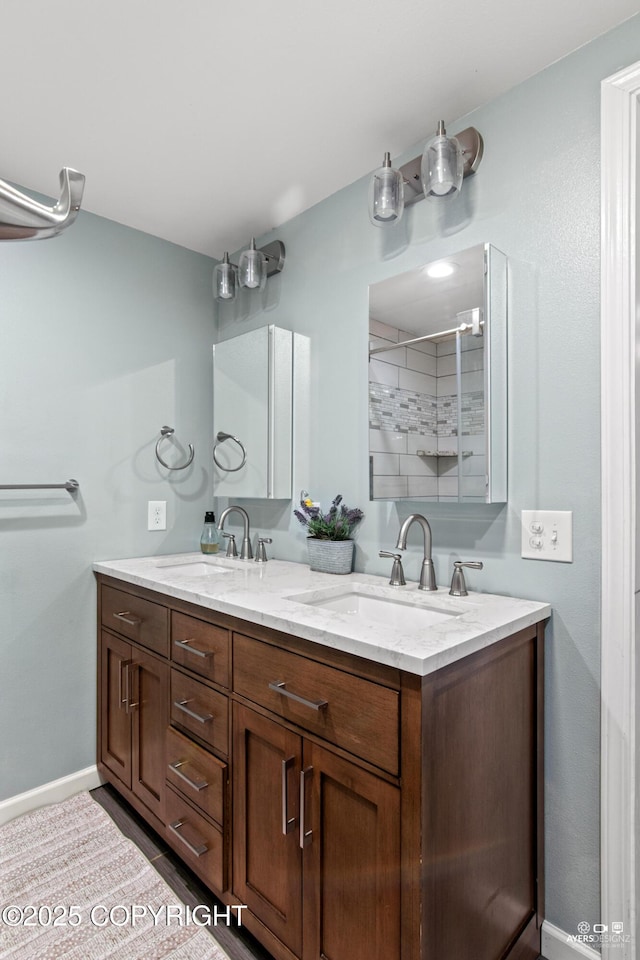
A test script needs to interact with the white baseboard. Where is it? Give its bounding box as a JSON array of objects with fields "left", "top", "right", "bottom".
[
  {"left": 542, "top": 921, "right": 601, "bottom": 960},
  {"left": 0, "top": 766, "right": 104, "bottom": 826}
]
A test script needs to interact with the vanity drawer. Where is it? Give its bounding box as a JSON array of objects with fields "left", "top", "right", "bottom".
[
  {"left": 233, "top": 634, "right": 399, "bottom": 775},
  {"left": 171, "top": 669, "right": 228, "bottom": 758},
  {"left": 166, "top": 786, "right": 226, "bottom": 892},
  {"left": 171, "top": 611, "right": 230, "bottom": 687},
  {"left": 101, "top": 584, "right": 168, "bottom": 657},
  {"left": 166, "top": 728, "right": 226, "bottom": 827}
]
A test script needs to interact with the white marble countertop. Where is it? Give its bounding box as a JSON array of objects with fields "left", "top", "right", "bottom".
[{"left": 93, "top": 553, "right": 550, "bottom": 677}]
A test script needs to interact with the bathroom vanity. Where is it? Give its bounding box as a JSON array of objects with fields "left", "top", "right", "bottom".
[{"left": 94, "top": 554, "right": 549, "bottom": 960}]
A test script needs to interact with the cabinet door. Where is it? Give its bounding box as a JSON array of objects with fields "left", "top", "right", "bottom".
[
  {"left": 99, "top": 631, "right": 132, "bottom": 788},
  {"left": 212, "top": 325, "right": 293, "bottom": 498},
  {"left": 130, "top": 647, "right": 168, "bottom": 822},
  {"left": 233, "top": 703, "right": 302, "bottom": 956},
  {"left": 302, "top": 742, "right": 401, "bottom": 960}
]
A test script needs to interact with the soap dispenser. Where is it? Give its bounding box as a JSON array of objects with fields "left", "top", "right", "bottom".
[{"left": 200, "top": 511, "right": 221, "bottom": 554}]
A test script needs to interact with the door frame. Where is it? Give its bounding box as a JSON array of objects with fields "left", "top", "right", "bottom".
[{"left": 600, "top": 60, "right": 640, "bottom": 956}]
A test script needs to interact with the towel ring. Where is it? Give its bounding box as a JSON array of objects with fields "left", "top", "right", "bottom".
[
  {"left": 213, "top": 431, "right": 247, "bottom": 472},
  {"left": 155, "top": 426, "right": 195, "bottom": 471}
]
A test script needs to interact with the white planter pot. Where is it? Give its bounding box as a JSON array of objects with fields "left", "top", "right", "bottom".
[{"left": 306, "top": 538, "right": 354, "bottom": 575}]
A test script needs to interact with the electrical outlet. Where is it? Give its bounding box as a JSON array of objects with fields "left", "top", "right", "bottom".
[
  {"left": 148, "top": 500, "right": 166, "bottom": 531},
  {"left": 521, "top": 510, "right": 572, "bottom": 562}
]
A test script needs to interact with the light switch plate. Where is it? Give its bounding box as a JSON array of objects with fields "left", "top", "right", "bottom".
[{"left": 521, "top": 510, "right": 573, "bottom": 562}]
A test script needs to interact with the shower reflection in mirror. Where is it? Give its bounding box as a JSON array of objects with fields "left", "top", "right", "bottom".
[{"left": 368, "top": 243, "right": 507, "bottom": 504}]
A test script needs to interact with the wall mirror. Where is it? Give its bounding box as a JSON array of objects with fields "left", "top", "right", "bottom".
[{"left": 368, "top": 242, "right": 507, "bottom": 503}]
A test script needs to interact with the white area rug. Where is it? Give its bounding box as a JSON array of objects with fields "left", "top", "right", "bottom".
[{"left": 0, "top": 791, "right": 232, "bottom": 959}]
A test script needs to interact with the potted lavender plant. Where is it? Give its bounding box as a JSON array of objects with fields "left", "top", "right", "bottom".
[{"left": 294, "top": 494, "right": 364, "bottom": 574}]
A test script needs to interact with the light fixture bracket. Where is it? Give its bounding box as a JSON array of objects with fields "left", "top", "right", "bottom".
[
  {"left": 260, "top": 239, "right": 286, "bottom": 278},
  {"left": 399, "top": 126, "right": 484, "bottom": 206}
]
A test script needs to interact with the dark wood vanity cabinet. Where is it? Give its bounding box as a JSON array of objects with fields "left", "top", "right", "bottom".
[
  {"left": 97, "top": 578, "right": 231, "bottom": 896},
  {"left": 232, "top": 702, "right": 400, "bottom": 960},
  {"left": 99, "top": 629, "right": 167, "bottom": 822},
  {"left": 96, "top": 573, "right": 545, "bottom": 960}
]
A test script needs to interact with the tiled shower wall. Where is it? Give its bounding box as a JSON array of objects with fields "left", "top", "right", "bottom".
[{"left": 369, "top": 318, "right": 487, "bottom": 500}]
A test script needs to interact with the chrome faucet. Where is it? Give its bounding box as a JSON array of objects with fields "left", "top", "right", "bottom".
[
  {"left": 217, "top": 506, "right": 253, "bottom": 560},
  {"left": 395, "top": 514, "right": 437, "bottom": 591}
]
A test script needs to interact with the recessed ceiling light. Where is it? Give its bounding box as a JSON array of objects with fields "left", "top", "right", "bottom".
[{"left": 426, "top": 260, "right": 457, "bottom": 279}]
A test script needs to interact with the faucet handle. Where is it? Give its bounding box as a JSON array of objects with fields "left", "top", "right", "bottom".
[
  {"left": 379, "top": 550, "right": 406, "bottom": 586},
  {"left": 449, "top": 560, "right": 483, "bottom": 597},
  {"left": 222, "top": 532, "right": 238, "bottom": 558},
  {"left": 255, "top": 537, "right": 273, "bottom": 563}
]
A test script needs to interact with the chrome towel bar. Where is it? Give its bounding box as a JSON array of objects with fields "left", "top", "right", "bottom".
[{"left": 0, "top": 479, "right": 79, "bottom": 492}]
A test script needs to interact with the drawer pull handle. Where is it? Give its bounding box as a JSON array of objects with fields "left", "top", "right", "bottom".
[
  {"left": 168, "top": 759, "right": 209, "bottom": 791},
  {"left": 173, "top": 698, "right": 213, "bottom": 724},
  {"left": 299, "top": 766, "right": 313, "bottom": 849},
  {"left": 281, "top": 756, "right": 297, "bottom": 835},
  {"left": 168, "top": 819, "right": 208, "bottom": 857},
  {"left": 113, "top": 610, "right": 142, "bottom": 627},
  {"left": 269, "top": 681, "right": 328, "bottom": 712},
  {"left": 174, "top": 638, "right": 212, "bottom": 659}
]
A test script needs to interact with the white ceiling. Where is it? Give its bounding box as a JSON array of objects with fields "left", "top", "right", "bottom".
[{"left": 1, "top": 0, "right": 636, "bottom": 259}]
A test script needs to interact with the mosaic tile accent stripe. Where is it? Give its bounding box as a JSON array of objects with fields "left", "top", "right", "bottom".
[
  {"left": 438, "top": 391, "right": 485, "bottom": 437},
  {"left": 369, "top": 382, "right": 437, "bottom": 436},
  {"left": 369, "top": 384, "right": 485, "bottom": 438}
]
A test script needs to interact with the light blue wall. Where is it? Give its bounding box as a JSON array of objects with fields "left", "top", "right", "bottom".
[
  {"left": 3, "top": 13, "right": 637, "bottom": 940},
  {"left": 0, "top": 213, "right": 215, "bottom": 798},
  {"left": 215, "top": 16, "right": 640, "bottom": 936}
]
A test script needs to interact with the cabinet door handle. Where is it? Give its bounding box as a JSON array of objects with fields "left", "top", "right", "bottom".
[
  {"left": 168, "top": 819, "right": 208, "bottom": 857},
  {"left": 269, "top": 681, "right": 328, "bottom": 712},
  {"left": 174, "top": 638, "right": 212, "bottom": 659},
  {"left": 299, "top": 766, "right": 313, "bottom": 849},
  {"left": 168, "top": 759, "right": 208, "bottom": 791},
  {"left": 173, "top": 698, "right": 213, "bottom": 724},
  {"left": 118, "top": 658, "right": 132, "bottom": 711},
  {"left": 281, "top": 756, "right": 297, "bottom": 835},
  {"left": 127, "top": 663, "right": 140, "bottom": 710},
  {"left": 113, "top": 610, "right": 142, "bottom": 627}
]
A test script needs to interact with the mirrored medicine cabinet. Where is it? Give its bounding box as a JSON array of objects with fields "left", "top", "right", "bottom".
[
  {"left": 368, "top": 242, "right": 507, "bottom": 503},
  {"left": 213, "top": 325, "right": 295, "bottom": 499}
]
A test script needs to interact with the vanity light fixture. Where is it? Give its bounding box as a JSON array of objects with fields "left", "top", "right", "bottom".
[
  {"left": 213, "top": 238, "right": 285, "bottom": 302},
  {"left": 369, "top": 152, "right": 404, "bottom": 227},
  {"left": 214, "top": 252, "right": 237, "bottom": 301},
  {"left": 369, "top": 122, "right": 483, "bottom": 225},
  {"left": 238, "top": 238, "right": 267, "bottom": 290},
  {"left": 421, "top": 121, "right": 463, "bottom": 200}
]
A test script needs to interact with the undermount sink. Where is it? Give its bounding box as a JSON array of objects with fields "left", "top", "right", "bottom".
[
  {"left": 154, "top": 557, "right": 234, "bottom": 577},
  {"left": 287, "top": 583, "right": 469, "bottom": 630}
]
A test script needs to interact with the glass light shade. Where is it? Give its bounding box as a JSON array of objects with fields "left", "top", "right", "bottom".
[
  {"left": 369, "top": 152, "right": 404, "bottom": 226},
  {"left": 421, "top": 122, "right": 463, "bottom": 201},
  {"left": 214, "top": 253, "right": 236, "bottom": 301},
  {"left": 238, "top": 238, "right": 267, "bottom": 290}
]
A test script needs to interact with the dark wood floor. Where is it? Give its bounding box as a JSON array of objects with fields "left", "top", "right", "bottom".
[
  {"left": 91, "top": 784, "right": 271, "bottom": 960},
  {"left": 92, "top": 784, "right": 546, "bottom": 960}
]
